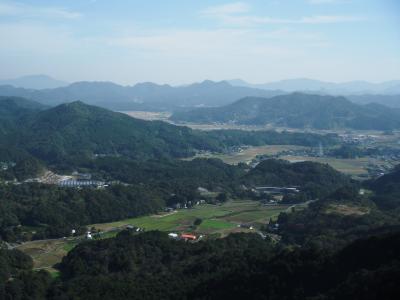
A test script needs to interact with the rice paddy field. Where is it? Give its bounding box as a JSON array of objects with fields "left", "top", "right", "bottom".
[{"left": 91, "top": 200, "right": 289, "bottom": 235}]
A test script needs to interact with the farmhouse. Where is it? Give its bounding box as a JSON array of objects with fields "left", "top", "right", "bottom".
[{"left": 180, "top": 233, "right": 197, "bottom": 241}]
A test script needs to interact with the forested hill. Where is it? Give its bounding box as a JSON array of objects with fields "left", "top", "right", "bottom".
[
  {"left": 17, "top": 101, "right": 212, "bottom": 162},
  {"left": 171, "top": 93, "right": 400, "bottom": 130},
  {"left": 244, "top": 159, "right": 351, "bottom": 198},
  {"left": 0, "top": 98, "right": 337, "bottom": 169}
]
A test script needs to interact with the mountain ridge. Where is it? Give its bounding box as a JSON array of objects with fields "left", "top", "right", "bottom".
[{"left": 0, "top": 80, "right": 283, "bottom": 111}]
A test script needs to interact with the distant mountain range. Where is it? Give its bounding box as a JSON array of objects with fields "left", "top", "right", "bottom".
[
  {"left": 0, "top": 75, "right": 69, "bottom": 89},
  {"left": 1, "top": 76, "right": 399, "bottom": 110},
  {"left": 228, "top": 78, "right": 400, "bottom": 95},
  {"left": 171, "top": 93, "right": 400, "bottom": 130},
  {"left": 0, "top": 80, "right": 282, "bottom": 111}
]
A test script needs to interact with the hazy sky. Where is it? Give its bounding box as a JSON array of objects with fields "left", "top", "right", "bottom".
[{"left": 0, "top": 0, "right": 399, "bottom": 85}]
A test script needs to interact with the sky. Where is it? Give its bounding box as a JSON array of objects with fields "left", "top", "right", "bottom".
[{"left": 0, "top": 0, "right": 399, "bottom": 85}]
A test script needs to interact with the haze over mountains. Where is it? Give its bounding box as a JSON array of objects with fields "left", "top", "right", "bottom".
[
  {"left": 229, "top": 78, "right": 400, "bottom": 95},
  {"left": 0, "top": 78, "right": 282, "bottom": 111},
  {"left": 0, "top": 75, "right": 69, "bottom": 89}
]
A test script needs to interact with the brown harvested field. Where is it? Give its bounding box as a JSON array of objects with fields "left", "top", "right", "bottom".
[
  {"left": 16, "top": 238, "right": 77, "bottom": 271},
  {"left": 280, "top": 156, "right": 371, "bottom": 176},
  {"left": 121, "top": 111, "right": 172, "bottom": 121},
  {"left": 325, "top": 204, "right": 370, "bottom": 216},
  {"left": 190, "top": 145, "right": 309, "bottom": 165}
]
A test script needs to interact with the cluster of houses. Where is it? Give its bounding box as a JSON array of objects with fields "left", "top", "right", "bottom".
[
  {"left": 166, "top": 199, "right": 207, "bottom": 211},
  {"left": 339, "top": 133, "right": 380, "bottom": 146}
]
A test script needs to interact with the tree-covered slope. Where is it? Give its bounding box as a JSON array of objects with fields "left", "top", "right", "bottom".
[
  {"left": 368, "top": 165, "right": 400, "bottom": 210},
  {"left": 16, "top": 101, "right": 213, "bottom": 162},
  {"left": 0, "top": 96, "right": 46, "bottom": 116},
  {"left": 0, "top": 96, "right": 46, "bottom": 137},
  {"left": 171, "top": 93, "right": 400, "bottom": 130},
  {"left": 2, "top": 229, "right": 400, "bottom": 299},
  {"left": 369, "top": 165, "right": 400, "bottom": 195}
]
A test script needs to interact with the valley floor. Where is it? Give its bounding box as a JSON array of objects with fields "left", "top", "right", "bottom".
[{"left": 16, "top": 200, "right": 292, "bottom": 273}]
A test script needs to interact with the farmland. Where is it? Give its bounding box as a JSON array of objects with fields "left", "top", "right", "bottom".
[
  {"left": 189, "top": 145, "right": 395, "bottom": 178},
  {"left": 91, "top": 200, "right": 290, "bottom": 235},
  {"left": 281, "top": 156, "right": 371, "bottom": 177},
  {"left": 16, "top": 200, "right": 290, "bottom": 272},
  {"left": 188, "top": 145, "right": 309, "bottom": 165}
]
